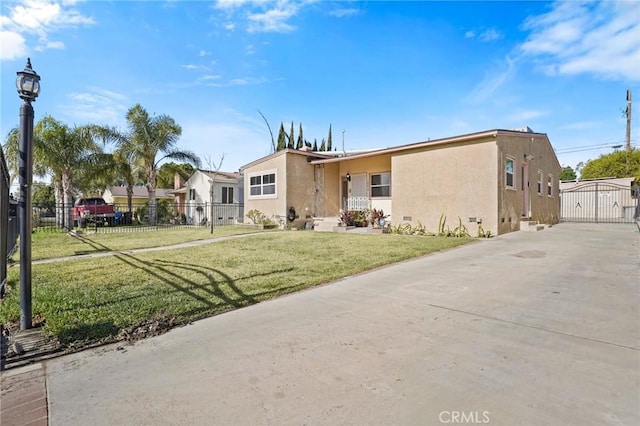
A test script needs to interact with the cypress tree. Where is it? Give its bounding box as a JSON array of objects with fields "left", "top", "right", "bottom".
[
  {"left": 320, "top": 138, "right": 326, "bottom": 151},
  {"left": 288, "top": 121, "right": 295, "bottom": 149},
  {"left": 312, "top": 138, "right": 318, "bottom": 151},
  {"left": 327, "top": 124, "right": 332, "bottom": 151},
  {"left": 296, "top": 123, "right": 303, "bottom": 149},
  {"left": 277, "top": 123, "right": 286, "bottom": 151}
]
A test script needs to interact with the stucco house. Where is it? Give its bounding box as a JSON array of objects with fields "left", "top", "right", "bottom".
[
  {"left": 241, "top": 128, "right": 561, "bottom": 235},
  {"left": 102, "top": 186, "right": 174, "bottom": 209},
  {"left": 171, "top": 169, "right": 244, "bottom": 225}
]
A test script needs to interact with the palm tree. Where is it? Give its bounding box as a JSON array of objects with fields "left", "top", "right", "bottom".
[
  {"left": 34, "top": 116, "right": 104, "bottom": 229},
  {"left": 2, "top": 129, "right": 20, "bottom": 189},
  {"left": 100, "top": 104, "right": 200, "bottom": 225},
  {"left": 3, "top": 119, "right": 104, "bottom": 229}
]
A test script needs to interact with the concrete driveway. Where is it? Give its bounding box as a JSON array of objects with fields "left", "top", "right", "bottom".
[{"left": 44, "top": 223, "right": 639, "bottom": 425}]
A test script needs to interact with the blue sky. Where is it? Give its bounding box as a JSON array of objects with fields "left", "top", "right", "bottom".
[{"left": 1, "top": 0, "right": 639, "bottom": 175}]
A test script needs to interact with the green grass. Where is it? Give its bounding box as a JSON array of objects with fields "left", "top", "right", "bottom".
[
  {"left": 1, "top": 232, "right": 473, "bottom": 348},
  {"left": 13, "top": 226, "right": 272, "bottom": 261}
]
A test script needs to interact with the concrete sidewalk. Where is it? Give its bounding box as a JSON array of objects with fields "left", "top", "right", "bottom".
[{"left": 7, "top": 223, "right": 640, "bottom": 425}]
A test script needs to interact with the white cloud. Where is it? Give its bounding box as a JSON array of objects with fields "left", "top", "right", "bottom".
[
  {"left": 199, "top": 50, "right": 209, "bottom": 57},
  {"left": 212, "top": 0, "right": 314, "bottom": 34},
  {"left": 329, "top": 7, "right": 360, "bottom": 18},
  {"left": 213, "top": 0, "right": 256, "bottom": 10},
  {"left": 247, "top": 5, "right": 298, "bottom": 33},
  {"left": 205, "top": 76, "right": 267, "bottom": 87},
  {"left": 0, "top": 0, "right": 94, "bottom": 60},
  {"left": 59, "top": 88, "right": 128, "bottom": 126},
  {"left": 479, "top": 28, "right": 503, "bottom": 42},
  {"left": 519, "top": 0, "right": 640, "bottom": 81},
  {"left": 0, "top": 30, "right": 27, "bottom": 60},
  {"left": 468, "top": 56, "right": 517, "bottom": 103},
  {"left": 465, "top": 28, "right": 503, "bottom": 42}
]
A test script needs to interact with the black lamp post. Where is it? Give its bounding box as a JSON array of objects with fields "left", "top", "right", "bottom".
[{"left": 16, "top": 58, "right": 40, "bottom": 330}]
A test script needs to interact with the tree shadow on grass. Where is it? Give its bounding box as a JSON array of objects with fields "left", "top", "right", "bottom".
[
  {"left": 69, "top": 233, "right": 114, "bottom": 255},
  {"left": 48, "top": 252, "right": 305, "bottom": 346}
]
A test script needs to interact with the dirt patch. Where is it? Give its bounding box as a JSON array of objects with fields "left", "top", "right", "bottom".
[{"left": 117, "top": 316, "right": 178, "bottom": 341}]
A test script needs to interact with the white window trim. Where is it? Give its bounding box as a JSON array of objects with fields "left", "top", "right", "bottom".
[
  {"left": 248, "top": 169, "right": 278, "bottom": 199},
  {"left": 537, "top": 170, "right": 543, "bottom": 195},
  {"left": 547, "top": 174, "right": 553, "bottom": 197},
  {"left": 370, "top": 171, "right": 391, "bottom": 198},
  {"left": 505, "top": 157, "right": 515, "bottom": 190}
]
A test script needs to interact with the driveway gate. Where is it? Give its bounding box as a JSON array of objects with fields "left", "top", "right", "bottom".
[{"left": 560, "top": 181, "right": 639, "bottom": 223}]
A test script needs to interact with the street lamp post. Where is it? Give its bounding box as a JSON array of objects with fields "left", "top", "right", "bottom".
[
  {"left": 209, "top": 179, "right": 214, "bottom": 234},
  {"left": 16, "top": 58, "right": 41, "bottom": 330}
]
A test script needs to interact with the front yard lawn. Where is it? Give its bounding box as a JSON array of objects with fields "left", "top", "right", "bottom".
[
  {"left": 1, "top": 232, "right": 472, "bottom": 350},
  {"left": 13, "top": 225, "right": 272, "bottom": 262}
]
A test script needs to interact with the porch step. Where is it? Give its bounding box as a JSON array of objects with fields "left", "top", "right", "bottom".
[
  {"left": 313, "top": 216, "right": 341, "bottom": 232},
  {"left": 520, "top": 220, "right": 544, "bottom": 232}
]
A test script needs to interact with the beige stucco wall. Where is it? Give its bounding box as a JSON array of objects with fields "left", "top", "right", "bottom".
[
  {"left": 322, "top": 163, "right": 341, "bottom": 217},
  {"left": 285, "top": 153, "right": 319, "bottom": 226},
  {"left": 496, "top": 133, "right": 560, "bottom": 233},
  {"left": 391, "top": 140, "right": 498, "bottom": 235},
  {"left": 244, "top": 152, "right": 287, "bottom": 222}
]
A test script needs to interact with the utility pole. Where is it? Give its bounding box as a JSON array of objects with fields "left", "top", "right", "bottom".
[
  {"left": 625, "top": 90, "right": 632, "bottom": 172},
  {"left": 626, "top": 90, "right": 632, "bottom": 152}
]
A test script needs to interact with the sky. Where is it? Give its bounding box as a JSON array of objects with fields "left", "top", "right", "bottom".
[{"left": 1, "top": 0, "right": 639, "bottom": 176}]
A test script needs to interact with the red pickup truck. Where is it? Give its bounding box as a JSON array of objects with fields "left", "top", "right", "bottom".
[{"left": 72, "top": 197, "right": 116, "bottom": 226}]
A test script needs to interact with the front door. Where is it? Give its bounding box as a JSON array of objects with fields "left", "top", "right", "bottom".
[
  {"left": 521, "top": 163, "right": 529, "bottom": 217},
  {"left": 347, "top": 173, "right": 368, "bottom": 210}
]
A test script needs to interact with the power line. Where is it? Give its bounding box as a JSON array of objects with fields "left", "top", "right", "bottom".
[{"left": 555, "top": 141, "right": 637, "bottom": 154}]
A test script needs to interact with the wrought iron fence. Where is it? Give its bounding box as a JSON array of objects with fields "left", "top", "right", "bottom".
[
  {"left": 31, "top": 201, "right": 245, "bottom": 233},
  {"left": 1, "top": 146, "right": 18, "bottom": 298}
]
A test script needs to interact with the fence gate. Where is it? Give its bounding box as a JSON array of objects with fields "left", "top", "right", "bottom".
[{"left": 560, "top": 182, "right": 639, "bottom": 223}]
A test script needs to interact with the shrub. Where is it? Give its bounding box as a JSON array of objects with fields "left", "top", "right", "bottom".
[{"left": 246, "top": 209, "right": 264, "bottom": 224}]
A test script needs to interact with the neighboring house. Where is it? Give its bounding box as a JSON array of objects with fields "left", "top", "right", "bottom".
[
  {"left": 241, "top": 128, "right": 561, "bottom": 235},
  {"left": 170, "top": 169, "right": 244, "bottom": 225},
  {"left": 102, "top": 186, "right": 173, "bottom": 210},
  {"left": 560, "top": 177, "right": 638, "bottom": 223}
]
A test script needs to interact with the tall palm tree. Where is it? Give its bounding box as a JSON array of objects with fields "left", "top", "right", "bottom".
[
  {"left": 3, "top": 117, "right": 104, "bottom": 229},
  {"left": 98, "top": 104, "right": 200, "bottom": 225},
  {"left": 34, "top": 116, "right": 104, "bottom": 229},
  {"left": 2, "top": 129, "right": 20, "bottom": 189}
]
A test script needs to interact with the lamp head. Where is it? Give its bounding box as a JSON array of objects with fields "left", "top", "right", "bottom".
[{"left": 16, "top": 58, "right": 41, "bottom": 102}]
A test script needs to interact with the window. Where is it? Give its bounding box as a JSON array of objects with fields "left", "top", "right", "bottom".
[
  {"left": 188, "top": 189, "right": 196, "bottom": 201},
  {"left": 537, "top": 171, "right": 543, "bottom": 195},
  {"left": 249, "top": 171, "right": 277, "bottom": 198},
  {"left": 547, "top": 174, "right": 553, "bottom": 197},
  {"left": 370, "top": 172, "right": 390, "bottom": 197},
  {"left": 505, "top": 158, "right": 515, "bottom": 189},
  {"left": 221, "top": 186, "right": 234, "bottom": 204}
]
